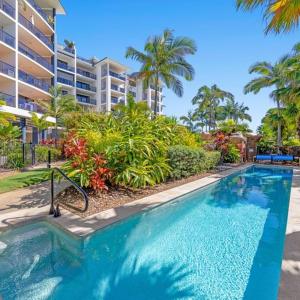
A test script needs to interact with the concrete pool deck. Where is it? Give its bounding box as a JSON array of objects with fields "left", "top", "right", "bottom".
[{"left": 0, "top": 164, "right": 299, "bottom": 299}]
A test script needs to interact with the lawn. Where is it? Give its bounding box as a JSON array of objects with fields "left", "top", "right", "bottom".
[{"left": 0, "top": 169, "right": 50, "bottom": 194}]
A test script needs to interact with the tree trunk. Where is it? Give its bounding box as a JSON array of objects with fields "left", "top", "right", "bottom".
[
  {"left": 154, "top": 75, "right": 159, "bottom": 117},
  {"left": 276, "top": 99, "right": 282, "bottom": 154}
]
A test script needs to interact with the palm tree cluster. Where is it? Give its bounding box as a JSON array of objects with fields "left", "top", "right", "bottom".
[
  {"left": 244, "top": 42, "right": 300, "bottom": 150},
  {"left": 180, "top": 85, "right": 251, "bottom": 132}
]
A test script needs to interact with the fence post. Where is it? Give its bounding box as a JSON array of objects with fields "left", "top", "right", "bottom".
[
  {"left": 31, "top": 143, "right": 36, "bottom": 165},
  {"left": 22, "top": 143, "right": 25, "bottom": 165},
  {"left": 47, "top": 150, "right": 51, "bottom": 169}
]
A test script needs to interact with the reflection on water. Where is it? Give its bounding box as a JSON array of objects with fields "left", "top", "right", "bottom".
[{"left": 0, "top": 166, "right": 293, "bottom": 300}]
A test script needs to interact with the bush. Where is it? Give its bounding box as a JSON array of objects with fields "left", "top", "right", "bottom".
[
  {"left": 5, "top": 151, "right": 24, "bottom": 169},
  {"left": 35, "top": 145, "right": 61, "bottom": 163},
  {"left": 168, "top": 146, "right": 220, "bottom": 179},
  {"left": 223, "top": 143, "right": 240, "bottom": 163}
]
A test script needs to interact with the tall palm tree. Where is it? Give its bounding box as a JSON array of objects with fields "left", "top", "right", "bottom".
[
  {"left": 192, "top": 85, "right": 234, "bottom": 131},
  {"left": 125, "top": 29, "right": 197, "bottom": 116},
  {"left": 236, "top": 0, "right": 300, "bottom": 33},
  {"left": 244, "top": 56, "right": 290, "bottom": 150},
  {"left": 36, "top": 86, "right": 78, "bottom": 141},
  {"left": 31, "top": 112, "right": 51, "bottom": 143}
]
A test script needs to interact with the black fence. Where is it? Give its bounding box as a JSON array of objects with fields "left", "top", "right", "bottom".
[{"left": 0, "top": 142, "right": 64, "bottom": 169}]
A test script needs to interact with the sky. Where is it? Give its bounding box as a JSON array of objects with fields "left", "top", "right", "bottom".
[{"left": 56, "top": 0, "right": 300, "bottom": 131}]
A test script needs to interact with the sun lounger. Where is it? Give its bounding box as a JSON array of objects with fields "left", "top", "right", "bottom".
[
  {"left": 255, "top": 155, "right": 272, "bottom": 162},
  {"left": 272, "top": 155, "right": 294, "bottom": 162}
]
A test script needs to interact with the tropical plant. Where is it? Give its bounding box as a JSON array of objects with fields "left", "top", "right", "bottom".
[
  {"left": 192, "top": 85, "right": 234, "bottom": 131},
  {"left": 0, "top": 100, "right": 15, "bottom": 126},
  {"left": 236, "top": 0, "right": 300, "bottom": 33},
  {"left": 31, "top": 112, "right": 52, "bottom": 143},
  {"left": 244, "top": 56, "right": 290, "bottom": 150},
  {"left": 180, "top": 110, "right": 204, "bottom": 132},
  {"left": 125, "top": 29, "right": 197, "bottom": 116},
  {"left": 217, "top": 119, "right": 252, "bottom": 134},
  {"left": 35, "top": 86, "right": 78, "bottom": 141},
  {"left": 219, "top": 98, "right": 252, "bottom": 123},
  {"left": 64, "top": 39, "right": 76, "bottom": 50}
]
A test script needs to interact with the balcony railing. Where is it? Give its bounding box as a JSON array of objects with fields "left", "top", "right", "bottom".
[
  {"left": 18, "top": 96, "right": 43, "bottom": 113},
  {"left": 111, "top": 84, "right": 125, "bottom": 93},
  {"left": 64, "top": 47, "right": 75, "bottom": 54},
  {"left": 19, "top": 69, "right": 50, "bottom": 92},
  {"left": 19, "top": 14, "right": 53, "bottom": 50},
  {"left": 57, "top": 61, "right": 75, "bottom": 73},
  {"left": 0, "top": 91, "right": 15, "bottom": 107},
  {"left": 57, "top": 77, "right": 74, "bottom": 87},
  {"left": 77, "top": 68, "right": 96, "bottom": 80},
  {"left": 77, "top": 96, "right": 96, "bottom": 105},
  {"left": 0, "top": 60, "right": 15, "bottom": 77},
  {"left": 77, "top": 56, "right": 92, "bottom": 64},
  {"left": 19, "top": 42, "right": 54, "bottom": 72},
  {"left": 109, "top": 71, "right": 125, "bottom": 81},
  {"left": 111, "top": 96, "right": 118, "bottom": 104},
  {"left": 0, "top": 0, "right": 15, "bottom": 18},
  {"left": 26, "top": 0, "right": 54, "bottom": 28},
  {"left": 76, "top": 82, "right": 96, "bottom": 92},
  {"left": 0, "top": 28, "right": 15, "bottom": 48}
]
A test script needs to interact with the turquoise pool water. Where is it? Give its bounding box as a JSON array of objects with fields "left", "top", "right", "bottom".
[{"left": 0, "top": 166, "right": 293, "bottom": 300}]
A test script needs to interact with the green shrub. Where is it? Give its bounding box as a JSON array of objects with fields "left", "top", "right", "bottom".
[
  {"left": 35, "top": 145, "right": 61, "bottom": 163},
  {"left": 168, "top": 146, "right": 220, "bottom": 179},
  {"left": 223, "top": 144, "right": 240, "bottom": 163},
  {"left": 5, "top": 151, "right": 24, "bottom": 169}
]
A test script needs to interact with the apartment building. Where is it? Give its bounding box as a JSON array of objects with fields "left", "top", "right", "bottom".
[
  {"left": 57, "top": 44, "right": 164, "bottom": 114},
  {"left": 0, "top": 0, "right": 64, "bottom": 142},
  {"left": 0, "top": 0, "right": 163, "bottom": 142}
]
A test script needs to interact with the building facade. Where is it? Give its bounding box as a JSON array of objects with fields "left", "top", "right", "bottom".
[{"left": 0, "top": 0, "right": 163, "bottom": 143}]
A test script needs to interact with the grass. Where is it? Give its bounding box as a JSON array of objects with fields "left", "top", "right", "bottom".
[{"left": 0, "top": 169, "right": 50, "bottom": 194}]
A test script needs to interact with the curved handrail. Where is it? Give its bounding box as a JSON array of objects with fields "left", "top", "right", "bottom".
[{"left": 50, "top": 167, "right": 89, "bottom": 217}]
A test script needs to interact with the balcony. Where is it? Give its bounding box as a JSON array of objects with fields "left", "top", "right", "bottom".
[
  {"left": 0, "top": 28, "right": 15, "bottom": 48},
  {"left": 77, "top": 95, "right": 96, "bottom": 105},
  {"left": 57, "top": 77, "right": 74, "bottom": 87},
  {"left": 76, "top": 82, "right": 96, "bottom": 92},
  {"left": 109, "top": 71, "right": 125, "bottom": 81},
  {"left": 77, "top": 68, "right": 96, "bottom": 80},
  {"left": 111, "top": 84, "right": 125, "bottom": 93},
  {"left": 0, "top": 0, "right": 15, "bottom": 18},
  {"left": 19, "top": 42, "right": 54, "bottom": 73},
  {"left": 0, "top": 60, "right": 15, "bottom": 77},
  {"left": 25, "top": 0, "right": 54, "bottom": 28},
  {"left": 19, "top": 69, "right": 50, "bottom": 92},
  {"left": 150, "top": 85, "right": 162, "bottom": 92},
  {"left": 19, "top": 14, "right": 53, "bottom": 50},
  {"left": 0, "top": 91, "right": 15, "bottom": 107},
  {"left": 57, "top": 61, "right": 75, "bottom": 73},
  {"left": 77, "top": 56, "right": 92, "bottom": 64},
  {"left": 18, "top": 96, "right": 43, "bottom": 113},
  {"left": 111, "top": 96, "right": 118, "bottom": 104}
]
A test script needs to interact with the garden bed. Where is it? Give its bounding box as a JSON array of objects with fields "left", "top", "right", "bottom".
[{"left": 56, "top": 171, "right": 218, "bottom": 217}]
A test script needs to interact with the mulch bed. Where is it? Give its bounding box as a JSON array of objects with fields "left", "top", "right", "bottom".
[{"left": 56, "top": 171, "right": 217, "bottom": 217}]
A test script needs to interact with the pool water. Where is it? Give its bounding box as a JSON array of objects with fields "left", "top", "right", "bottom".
[{"left": 0, "top": 166, "right": 293, "bottom": 300}]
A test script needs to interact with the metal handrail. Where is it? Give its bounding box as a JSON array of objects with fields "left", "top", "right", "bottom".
[{"left": 50, "top": 167, "right": 89, "bottom": 217}]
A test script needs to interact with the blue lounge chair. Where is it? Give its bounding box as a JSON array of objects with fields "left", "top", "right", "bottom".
[
  {"left": 272, "top": 155, "right": 294, "bottom": 162},
  {"left": 255, "top": 155, "right": 272, "bottom": 162}
]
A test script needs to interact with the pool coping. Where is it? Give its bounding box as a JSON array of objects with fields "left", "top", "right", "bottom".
[
  {"left": 278, "top": 167, "right": 300, "bottom": 300},
  {"left": 0, "top": 163, "right": 251, "bottom": 237}
]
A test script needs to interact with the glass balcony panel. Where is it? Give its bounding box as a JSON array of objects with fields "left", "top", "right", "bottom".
[
  {"left": 19, "top": 69, "right": 50, "bottom": 92},
  {"left": 19, "top": 42, "right": 54, "bottom": 72},
  {"left": 0, "top": 91, "right": 15, "bottom": 107},
  {"left": 0, "top": 60, "right": 15, "bottom": 77},
  {"left": 26, "top": 0, "right": 53, "bottom": 28},
  {"left": 57, "top": 77, "right": 74, "bottom": 86},
  {"left": 0, "top": 0, "right": 15, "bottom": 18},
  {"left": 19, "top": 14, "right": 53, "bottom": 50},
  {"left": 0, "top": 28, "right": 15, "bottom": 47}
]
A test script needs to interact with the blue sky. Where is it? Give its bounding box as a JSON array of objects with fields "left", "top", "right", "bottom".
[{"left": 57, "top": 0, "right": 299, "bottom": 131}]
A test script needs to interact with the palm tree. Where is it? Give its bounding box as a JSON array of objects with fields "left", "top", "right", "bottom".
[
  {"left": 180, "top": 110, "right": 204, "bottom": 132},
  {"left": 125, "top": 29, "right": 197, "bottom": 116},
  {"left": 236, "top": 0, "right": 300, "bottom": 33},
  {"left": 244, "top": 56, "right": 290, "bottom": 150},
  {"left": 218, "top": 98, "right": 251, "bottom": 123},
  {"left": 31, "top": 112, "right": 52, "bottom": 143},
  {"left": 35, "top": 86, "right": 78, "bottom": 141},
  {"left": 192, "top": 85, "right": 234, "bottom": 131}
]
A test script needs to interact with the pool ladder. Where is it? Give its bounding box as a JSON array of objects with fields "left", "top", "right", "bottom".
[{"left": 49, "top": 167, "right": 89, "bottom": 217}]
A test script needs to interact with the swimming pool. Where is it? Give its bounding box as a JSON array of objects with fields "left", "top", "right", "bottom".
[{"left": 0, "top": 166, "right": 293, "bottom": 300}]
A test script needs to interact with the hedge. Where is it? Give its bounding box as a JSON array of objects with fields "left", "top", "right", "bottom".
[{"left": 168, "top": 146, "right": 220, "bottom": 179}]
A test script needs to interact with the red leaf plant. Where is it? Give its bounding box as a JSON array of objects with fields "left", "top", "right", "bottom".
[{"left": 63, "top": 133, "right": 111, "bottom": 191}]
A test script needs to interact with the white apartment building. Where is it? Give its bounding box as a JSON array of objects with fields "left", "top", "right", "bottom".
[
  {"left": 57, "top": 44, "right": 164, "bottom": 114},
  {"left": 0, "top": 0, "right": 163, "bottom": 143},
  {"left": 0, "top": 0, "right": 64, "bottom": 142}
]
